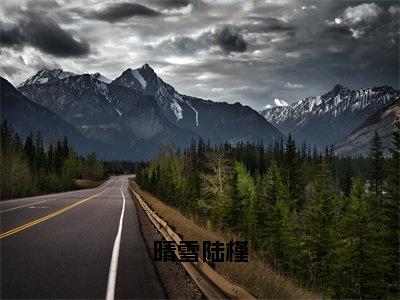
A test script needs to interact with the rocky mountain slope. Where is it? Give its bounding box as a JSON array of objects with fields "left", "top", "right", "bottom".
[
  {"left": 0, "top": 77, "right": 103, "bottom": 155},
  {"left": 112, "top": 64, "right": 282, "bottom": 144},
  {"left": 334, "top": 100, "right": 400, "bottom": 156},
  {"left": 17, "top": 64, "right": 283, "bottom": 159},
  {"left": 260, "top": 85, "right": 399, "bottom": 146},
  {"left": 18, "top": 72, "right": 196, "bottom": 159}
]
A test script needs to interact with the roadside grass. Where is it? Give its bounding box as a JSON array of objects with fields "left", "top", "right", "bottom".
[
  {"left": 73, "top": 179, "right": 104, "bottom": 189},
  {"left": 129, "top": 180, "right": 320, "bottom": 299}
]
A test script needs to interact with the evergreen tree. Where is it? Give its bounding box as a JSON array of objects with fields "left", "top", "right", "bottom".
[
  {"left": 259, "top": 163, "right": 297, "bottom": 269},
  {"left": 333, "top": 178, "right": 388, "bottom": 298},
  {"left": 54, "top": 141, "right": 64, "bottom": 175},
  {"left": 33, "top": 133, "right": 46, "bottom": 173},
  {"left": 235, "top": 162, "right": 256, "bottom": 239},
  {"left": 384, "top": 117, "right": 400, "bottom": 295},
  {"left": 47, "top": 142, "right": 55, "bottom": 172},
  {"left": 63, "top": 136, "right": 69, "bottom": 159},
  {"left": 284, "top": 134, "right": 303, "bottom": 210},
  {"left": 368, "top": 131, "right": 384, "bottom": 197},
  {"left": 24, "top": 133, "right": 35, "bottom": 170},
  {"left": 302, "top": 160, "right": 338, "bottom": 290},
  {"left": 228, "top": 167, "right": 245, "bottom": 233}
]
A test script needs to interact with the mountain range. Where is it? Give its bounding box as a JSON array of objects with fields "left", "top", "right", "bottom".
[
  {"left": 260, "top": 84, "right": 399, "bottom": 150},
  {"left": 0, "top": 77, "right": 107, "bottom": 155},
  {"left": 2, "top": 64, "right": 398, "bottom": 159},
  {"left": 2, "top": 64, "right": 282, "bottom": 159}
]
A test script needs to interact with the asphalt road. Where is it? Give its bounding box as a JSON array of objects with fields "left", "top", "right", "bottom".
[{"left": 0, "top": 175, "right": 165, "bottom": 299}]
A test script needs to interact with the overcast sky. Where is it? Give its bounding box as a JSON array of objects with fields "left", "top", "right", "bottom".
[{"left": 0, "top": 0, "right": 399, "bottom": 110}]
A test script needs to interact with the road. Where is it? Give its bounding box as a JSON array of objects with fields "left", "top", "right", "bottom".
[{"left": 0, "top": 175, "right": 165, "bottom": 299}]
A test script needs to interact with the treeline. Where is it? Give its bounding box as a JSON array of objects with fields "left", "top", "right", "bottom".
[
  {"left": 1, "top": 121, "right": 105, "bottom": 199},
  {"left": 136, "top": 119, "right": 400, "bottom": 298},
  {"left": 103, "top": 160, "right": 146, "bottom": 175}
]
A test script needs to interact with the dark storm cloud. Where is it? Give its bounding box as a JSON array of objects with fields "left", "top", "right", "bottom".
[
  {"left": 0, "top": 23, "right": 24, "bottom": 47},
  {"left": 0, "top": 13, "right": 89, "bottom": 57},
  {"left": 90, "top": 2, "right": 160, "bottom": 22},
  {"left": 155, "top": 24, "right": 247, "bottom": 55},
  {"left": 0, "top": 0, "right": 398, "bottom": 110},
  {"left": 24, "top": 17, "right": 89, "bottom": 57},
  {"left": 213, "top": 25, "right": 247, "bottom": 53},
  {"left": 147, "top": 0, "right": 191, "bottom": 8}
]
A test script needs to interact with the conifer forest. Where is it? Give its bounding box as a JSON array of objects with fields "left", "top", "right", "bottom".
[{"left": 136, "top": 118, "right": 400, "bottom": 298}]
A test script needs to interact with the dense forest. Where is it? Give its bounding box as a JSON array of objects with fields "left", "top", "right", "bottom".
[
  {"left": 1, "top": 121, "right": 106, "bottom": 199},
  {"left": 136, "top": 118, "right": 400, "bottom": 298}
]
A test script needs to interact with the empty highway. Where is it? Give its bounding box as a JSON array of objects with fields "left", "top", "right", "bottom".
[{"left": 0, "top": 176, "right": 165, "bottom": 299}]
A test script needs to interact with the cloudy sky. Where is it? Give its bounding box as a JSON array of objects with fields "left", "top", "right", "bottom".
[{"left": 0, "top": 0, "right": 398, "bottom": 110}]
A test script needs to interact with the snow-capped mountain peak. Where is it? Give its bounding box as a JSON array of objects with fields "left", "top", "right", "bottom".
[
  {"left": 18, "top": 68, "right": 76, "bottom": 87},
  {"left": 260, "top": 84, "right": 399, "bottom": 146},
  {"left": 130, "top": 69, "right": 147, "bottom": 89},
  {"left": 274, "top": 98, "right": 289, "bottom": 107},
  {"left": 111, "top": 64, "right": 186, "bottom": 123}
]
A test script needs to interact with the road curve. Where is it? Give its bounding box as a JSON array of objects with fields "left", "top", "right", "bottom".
[{"left": 0, "top": 175, "right": 165, "bottom": 299}]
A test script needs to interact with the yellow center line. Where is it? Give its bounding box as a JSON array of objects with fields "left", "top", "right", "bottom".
[{"left": 0, "top": 186, "right": 113, "bottom": 239}]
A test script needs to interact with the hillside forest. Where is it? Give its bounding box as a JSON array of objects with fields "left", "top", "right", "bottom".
[
  {"left": 136, "top": 118, "right": 400, "bottom": 298},
  {"left": 0, "top": 121, "right": 141, "bottom": 199}
]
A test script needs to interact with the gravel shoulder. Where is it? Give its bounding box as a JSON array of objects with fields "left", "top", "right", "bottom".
[{"left": 132, "top": 192, "right": 203, "bottom": 299}]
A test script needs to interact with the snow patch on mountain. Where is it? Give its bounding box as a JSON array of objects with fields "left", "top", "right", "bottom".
[
  {"left": 170, "top": 99, "right": 183, "bottom": 122},
  {"left": 91, "top": 73, "right": 112, "bottom": 84},
  {"left": 131, "top": 69, "right": 146, "bottom": 89},
  {"left": 260, "top": 84, "right": 399, "bottom": 145},
  {"left": 274, "top": 98, "right": 289, "bottom": 107},
  {"left": 186, "top": 100, "right": 199, "bottom": 126}
]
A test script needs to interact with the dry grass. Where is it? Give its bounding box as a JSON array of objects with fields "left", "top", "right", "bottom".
[
  {"left": 73, "top": 179, "right": 104, "bottom": 189},
  {"left": 130, "top": 180, "right": 321, "bottom": 299}
]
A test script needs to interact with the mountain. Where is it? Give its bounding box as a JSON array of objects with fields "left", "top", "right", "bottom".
[
  {"left": 18, "top": 68, "right": 76, "bottom": 87},
  {"left": 17, "top": 64, "right": 283, "bottom": 159},
  {"left": 112, "top": 64, "right": 283, "bottom": 144},
  {"left": 260, "top": 85, "right": 399, "bottom": 146},
  {"left": 90, "top": 72, "right": 112, "bottom": 84},
  {"left": 0, "top": 77, "right": 103, "bottom": 155},
  {"left": 334, "top": 100, "right": 400, "bottom": 156},
  {"left": 18, "top": 72, "right": 197, "bottom": 159}
]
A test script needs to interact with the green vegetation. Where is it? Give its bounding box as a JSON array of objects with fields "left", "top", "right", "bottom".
[
  {"left": 136, "top": 118, "right": 400, "bottom": 298},
  {"left": 1, "top": 121, "right": 105, "bottom": 199}
]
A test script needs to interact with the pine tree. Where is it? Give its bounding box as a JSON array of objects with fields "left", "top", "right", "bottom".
[
  {"left": 302, "top": 160, "right": 338, "bottom": 290},
  {"left": 34, "top": 133, "right": 46, "bottom": 172},
  {"left": 339, "top": 159, "right": 353, "bottom": 197},
  {"left": 54, "top": 141, "right": 64, "bottom": 175},
  {"left": 333, "top": 178, "right": 388, "bottom": 298},
  {"left": 47, "top": 142, "right": 54, "bottom": 172},
  {"left": 63, "top": 136, "right": 69, "bottom": 159},
  {"left": 259, "top": 163, "right": 297, "bottom": 269},
  {"left": 23, "top": 132, "right": 35, "bottom": 168},
  {"left": 384, "top": 117, "right": 400, "bottom": 295},
  {"left": 228, "top": 167, "right": 245, "bottom": 233},
  {"left": 368, "top": 131, "right": 384, "bottom": 197},
  {"left": 284, "top": 134, "right": 303, "bottom": 210}
]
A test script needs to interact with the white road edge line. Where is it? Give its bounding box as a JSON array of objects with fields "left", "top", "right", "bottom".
[
  {"left": 0, "top": 200, "right": 49, "bottom": 213},
  {"left": 106, "top": 178, "right": 126, "bottom": 300},
  {"left": 0, "top": 178, "right": 115, "bottom": 214}
]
